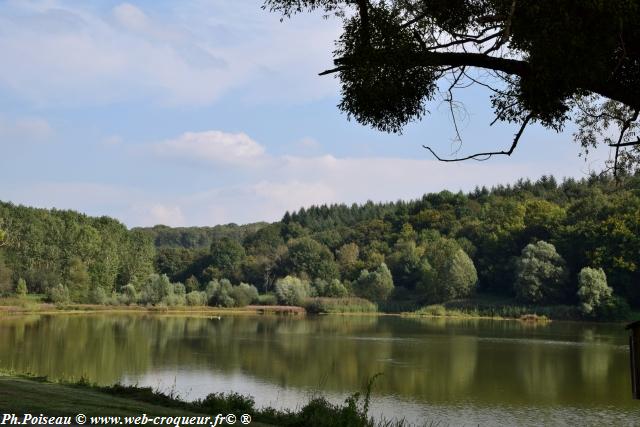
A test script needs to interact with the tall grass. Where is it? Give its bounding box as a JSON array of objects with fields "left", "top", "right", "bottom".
[{"left": 305, "top": 297, "right": 377, "bottom": 314}]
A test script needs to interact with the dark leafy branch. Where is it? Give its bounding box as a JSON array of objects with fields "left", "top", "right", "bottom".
[{"left": 265, "top": 0, "right": 640, "bottom": 172}]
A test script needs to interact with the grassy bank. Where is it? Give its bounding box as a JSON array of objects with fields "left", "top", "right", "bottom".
[
  {"left": 404, "top": 294, "right": 640, "bottom": 322},
  {"left": 0, "top": 374, "right": 410, "bottom": 427},
  {"left": 2, "top": 294, "right": 637, "bottom": 322}
]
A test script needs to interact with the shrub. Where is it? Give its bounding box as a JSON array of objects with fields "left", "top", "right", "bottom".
[
  {"left": 15, "top": 278, "right": 27, "bottom": 297},
  {"left": 163, "top": 294, "right": 186, "bottom": 306},
  {"left": 229, "top": 283, "right": 259, "bottom": 307},
  {"left": 197, "top": 392, "right": 255, "bottom": 416},
  {"left": 352, "top": 263, "right": 394, "bottom": 303},
  {"left": 186, "top": 291, "right": 207, "bottom": 306},
  {"left": 257, "top": 293, "right": 277, "bottom": 305},
  {"left": 48, "top": 284, "right": 70, "bottom": 304},
  {"left": 326, "top": 279, "right": 349, "bottom": 297},
  {"left": 206, "top": 279, "right": 236, "bottom": 307},
  {"left": 122, "top": 284, "right": 138, "bottom": 305},
  {"left": 274, "top": 276, "right": 310, "bottom": 306},
  {"left": 139, "top": 274, "right": 173, "bottom": 305},
  {"left": 597, "top": 295, "right": 632, "bottom": 321},
  {"left": 89, "top": 286, "right": 107, "bottom": 305},
  {"left": 174, "top": 282, "right": 186, "bottom": 296}
]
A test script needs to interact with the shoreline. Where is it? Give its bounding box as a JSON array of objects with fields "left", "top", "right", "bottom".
[{"left": 0, "top": 302, "right": 632, "bottom": 324}]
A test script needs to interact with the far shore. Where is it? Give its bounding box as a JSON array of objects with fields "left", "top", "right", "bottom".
[{"left": 1, "top": 301, "right": 630, "bottom": 324}]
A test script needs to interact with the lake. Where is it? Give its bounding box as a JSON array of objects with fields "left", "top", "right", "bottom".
[{"left": 0, "top": 314, "right": 638, "bottom": 426}]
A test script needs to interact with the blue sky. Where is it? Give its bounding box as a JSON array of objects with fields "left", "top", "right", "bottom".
[{"left": 0, "top": 0, "right": 612, "bottom": 227}]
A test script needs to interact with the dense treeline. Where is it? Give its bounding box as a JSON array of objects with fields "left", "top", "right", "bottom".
[
  {"left": 0, "top": 202, "right": 155, "bottom": 300},
  {"left": 1, "top": 174, "right": 639, "bottom": 319},
  {"left": 149, "top": 174, "right": 640, "bottom": 317},
  {"left": 135, "top": 223, "right": 267, "bottom": 249}
]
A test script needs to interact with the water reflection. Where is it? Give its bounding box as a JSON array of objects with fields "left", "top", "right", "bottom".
[{"left": 0, "top": 314, "right": 637, "bottom": 424}]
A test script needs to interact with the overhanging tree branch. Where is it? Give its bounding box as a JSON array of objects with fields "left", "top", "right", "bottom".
[
  {"left": 422, "top": 114, "right": 533, "bottom": 162},
  {"left": 320, "top": 50, "right": 640, "bottom": 110}
]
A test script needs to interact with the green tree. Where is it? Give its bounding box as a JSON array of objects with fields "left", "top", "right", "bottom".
[
  {"left": 210, "top": 238, "right": 246, "bottom": 281},
  {"left": 0, "top": 253, "right": 13, "bottom": 296},
  {"left": 230, "top": 283, "right": 259, "bottom": 307},
  {"left": 353, "top": 263, "right": 394, "bottom": 303},
  {"left": 185, "top": 275, "right": 200, "bottom": 292},
  {"left": 577, "top": 267, "right": 613, "bottom": 316},
  {"left": 264, "top": 1, "right": 640, "bottom": 172},
  {"left": 336, "top": 242, "right": 361, "bottom": 280},
  {"left": 281, "top": 237, "right": 339, "bottom": 281},
  {"left": 88, "top": 286, "right": 107, "bottom": 305},
  {"left": 67, "top": 257, "right": 90, "bottom": 303},
  {"left": 15, "top": 277, "right": 27, "bottom": 297},
  {"left": 326, "top": 279, "right": 349, "bottom": 298},
  {"left": 514, "top": 241, "right": 568, "bottom": 303},
  {"left": 48, "top": 284, "right": 70, "bottom": 304},
  {"left": 138, "top": 273, "right": 173, "bottom": 305},
  {"left": 386, "top": 239, "right": 423, "bottom": 289},
  {"left": 275, "top": 276, "right": 311, "bottom": 306},
  {"left": 417, "top": 238, "right": 478, "bottom": 302},
  {"left": 122, "top": 284, "right": 137, "bottom": 305},
  {"left": 185, "top": 291, "right": 207, "bottom": 306}
]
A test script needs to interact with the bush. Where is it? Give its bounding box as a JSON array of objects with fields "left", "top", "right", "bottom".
[
  {"left": 352, "top": 263, "right": 394, "bottom": 303},
  {"left": 15, "top": 278, "right": 27, "bottom": 297},
  {"left": 257, "top": 293, "right": 278, "bottom": 305},
  {"left": 186, "top": 291, "right": 207, "bottom": 306},
  {"left": 274, "top": 276, "right": 310, "bottom": 306},
  {"left": 89, "top": 286, "right": 107, "bottom": 305},
  {"left": 196, "top": 392, "right": 255, "bottom": 416},
  {"left": 163, "top": 294, "right": 186, "bottom": 306},
  {"left": 122, "top": 284, "right": 138, "bottom": 305},
  {"left": 174, "top": 282, "right": 186, "bottom": 296},
  {"left": 326, "top": 279, "right": 349, "bottom": 297},
  {"left": 597, "top": 295, "right": 632, "bottom": 321},
  {"left": 229, "top": 283, "right": 258, "bottom": 307},
  {"left": 139, "top": 274, "right": 173, "bottom": 305},
  {"left": 206, "top": 279, "right": 235, "bottom": 307},
  {"left": 48, "top": 284, "right": 70, "bottom": 304},
  {"left": 577, "top": 267, "right": 612, "bottom": 316}
]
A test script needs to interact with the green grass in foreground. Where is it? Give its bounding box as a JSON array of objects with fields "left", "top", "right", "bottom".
[
  {"left": 0, "top": 376, "right": 207, "bottom": 417},
  {"left": 0, "top": 374, "right": 417, "bottom": 427}
]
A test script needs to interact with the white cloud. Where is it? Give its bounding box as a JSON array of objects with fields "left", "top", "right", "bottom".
[
  {"left": 0, "top": 1, "right": 339, "bottom": 106},
  {"left": 146, "top": 204, "right": 186, "bottom": 227},
  {"left": 0, "top": 116, "right": 53, "bottom": 142},
  {"left": 3, "top": 127, "right": 588, "bottom": 227},
  {"left": 112, "top": 3, "right": 151, "bottom": 33},
  {"left": 153, "top": 131, "right": 266, "bottom": 166}
]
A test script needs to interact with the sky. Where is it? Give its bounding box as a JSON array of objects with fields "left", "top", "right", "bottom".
[{"left": 0, "top": 0, "right": 613, "bottom": 227}]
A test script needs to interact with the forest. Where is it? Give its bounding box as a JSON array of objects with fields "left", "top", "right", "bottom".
[{"left": 1, "top": 174, "right": 639, "bottom": 320}]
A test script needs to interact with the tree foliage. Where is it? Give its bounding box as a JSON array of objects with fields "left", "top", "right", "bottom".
[
  {"left": 264, "top": 0, "right": 640, "bottom": 172},
  {"left": 577, "top": 267, "right": 613, "bottom": 316},
  {"left": 15, "top": 277, "right": 27, "bottom": 297},
  {"left": 275, "top": 276, "right": 311, "bottom": 306},
  {"left": 419, "top": 237, "right": 478, "bottom": 302},
  {"left": 514, "top": 241, "right": 568, "bottom": 303},
  {"left": 352, "top": 263, "right": 394, "bottom": 303}
]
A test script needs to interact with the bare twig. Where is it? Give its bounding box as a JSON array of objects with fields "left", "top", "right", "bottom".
[{"left": 423, "top": 114, "right": 532, "bottom": 162}]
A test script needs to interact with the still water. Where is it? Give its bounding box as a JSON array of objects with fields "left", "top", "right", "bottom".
[{"left": 0, "top": 314, "right": 638, "bottom": 426}]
